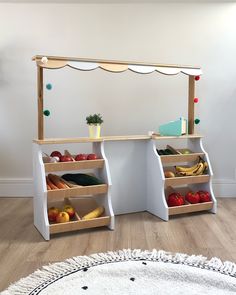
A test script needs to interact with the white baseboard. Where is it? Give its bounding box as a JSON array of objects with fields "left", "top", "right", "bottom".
[
  {"left": 0, "top": 178, "right": 33, "bottom": 197},
  {"left": 212, "top": 179, "right": 236, "bottom": 198},
  {"left": 0, "top": 178, "right": 235, "bottom": 198}
]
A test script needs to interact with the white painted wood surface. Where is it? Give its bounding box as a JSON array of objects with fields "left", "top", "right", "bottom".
[
  {"left": 147, "top": 140, "right": 168, "bottom": 221},
  {"left": 93, "top": 142, "right": 114, "bottom": 230},
  {"left": 33, "top": 143, "right": 50, "bottom": 240}
]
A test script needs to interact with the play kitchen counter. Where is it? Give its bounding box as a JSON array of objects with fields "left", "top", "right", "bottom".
[
  {"left": 33, "top": 134, "right": 216, "bottom": 240},
  {"left": 32, "top": 55, "right": 216, "bottom": 240}
]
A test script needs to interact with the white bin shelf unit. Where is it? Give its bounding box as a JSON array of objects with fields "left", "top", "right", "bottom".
[
  {"left": 33, "top": 139, "right": 114, "bottom": 241},
  {"left": 147, "top": 135, "right": 217, "bottom": 221}
]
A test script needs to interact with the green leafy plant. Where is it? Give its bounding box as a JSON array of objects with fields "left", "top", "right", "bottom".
[{"left": 86, "top": 113, "right": 104, "bottom": 125}]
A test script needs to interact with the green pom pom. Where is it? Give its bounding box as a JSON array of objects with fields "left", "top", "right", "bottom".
[
  {"left": 43, "top": 110, "right": 50, "bottom": 116},
  {"left": 195, "top": 118, "right": 200, "bottom": 124},
  {"left": 46, "top": 83, "right": 52, "bottom": 90}
]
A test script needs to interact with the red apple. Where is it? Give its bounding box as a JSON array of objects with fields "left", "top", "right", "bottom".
[
  {"left": 48, "top": 207, "right": 60, "bottom": 222},
  {"left": 75, "top": 154, "right": 87, "bottom": 161},
  {"left": 56, "top": 211, "right": 70, "bottom": 223},
  {"left": 87, "top": 153, "right": 97, "bottom": 160},
  {"left": 60, "top": 155, "right": 74, "bottom": 162},
  {"left": 50, "top": 151, "right": 62, "bottom": 158},
  {"left": 63, "top": 205, "right": 75, "bottom": 219},
  {"left": 185, "top": 191, "right": 200, "bottom": 204},
  {"left": 197, "top": 191, "right": 211, "bottom": 203}
]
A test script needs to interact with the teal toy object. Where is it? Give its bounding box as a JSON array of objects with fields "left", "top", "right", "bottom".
[
  {"left": 43, "top": 110, "right": 50, "bottom": 116},
  {"left": 46, "top": 83, "right": 52, "bottom": 90},
  {"left": 159, "top": 117, "right": 188, "bottom": 136},
  {"left": 195, "top": 118, "right": 200, "bottom": 124}
]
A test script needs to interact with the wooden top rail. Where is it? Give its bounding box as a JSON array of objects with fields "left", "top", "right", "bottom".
[{"left": 32, "top": 55, "right": 201, "bottom": 70}]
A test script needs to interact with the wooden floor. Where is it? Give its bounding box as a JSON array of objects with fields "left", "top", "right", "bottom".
[{"left": 1, "top": 197, "right": 236, "bottom": 291}]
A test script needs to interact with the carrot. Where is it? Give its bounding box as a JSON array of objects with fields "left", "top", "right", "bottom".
[
  {"left": 59, "top": 178, "right": 70, "bottom": 188},
  {"left": 46, "top": 176, "right": 58, "bottom": 190},
  {"left": 48, "top": 174, "right": 67, "bottom": 189}
]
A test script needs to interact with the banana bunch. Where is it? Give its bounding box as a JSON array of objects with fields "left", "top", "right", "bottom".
[{"left": 175, "top": 158, "right": 208, "bottom": 177}]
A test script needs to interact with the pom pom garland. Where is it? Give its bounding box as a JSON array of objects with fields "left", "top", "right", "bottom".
[
  {"left": 194, "top": 98, "right": 199, "bottom": 103},
  {"left": 195, "top": 118, "right": 200, "bottom": 125},
  {"left": 41, "top": 56, "right": 48, "bottom": 64},
  {"left": 195, "top": 76, "right": 200, "bottom": 81},
  {"left": 43, "top": 110, "right": 50, "bottom": 116},
  {"left": 46, "top": 83, "right": 52, "bottom": 90}
]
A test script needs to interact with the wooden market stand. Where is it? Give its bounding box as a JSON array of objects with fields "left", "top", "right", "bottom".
[{"left": 32, "top": 55, "right": 216, "bottom": 240}]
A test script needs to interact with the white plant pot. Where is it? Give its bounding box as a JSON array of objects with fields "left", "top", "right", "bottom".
[{"left": 89, "top": 124, "right": 101, "bottom": 138}]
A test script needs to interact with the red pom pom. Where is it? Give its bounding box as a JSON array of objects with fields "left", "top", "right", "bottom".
[
  {"left": 194, "top": 98, "right": 199, "bottom": 103},
  {"left": 195, "top": 76, "right": 200, "bottom": 81}
]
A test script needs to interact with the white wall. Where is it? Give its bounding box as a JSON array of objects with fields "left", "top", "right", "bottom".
[{"left": 0, "top": 2, "right": 236, "bottom": 197}]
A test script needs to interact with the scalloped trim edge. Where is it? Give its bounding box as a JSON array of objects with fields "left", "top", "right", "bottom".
[{"left": 2, "top": 249, "right": 236, "bottom": 294}]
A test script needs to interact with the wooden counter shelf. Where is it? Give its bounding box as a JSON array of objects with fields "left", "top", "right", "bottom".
[
  {"left": 44, "top": 159, "right": 104, "bottom": 172},
  {"left": 47, "top": 184, "right": 108, "bottom": 201},
  {"left": 160, "top": 153, "right": 205, "bottom": 164},
  {"left": 165, "top": 175, "right": 210, "bottom": 187},
  {"left": 152, "top": 134, "right": 203, "bottom": 140},
  {"left": 50, "top": 216, "right": 111, "bottom": 234},
  {"left": 168, "top": 201, "right": 213, "bottom": 216},
  {"left": 34, "top": 135, "right": 151, "bottom": 145}
]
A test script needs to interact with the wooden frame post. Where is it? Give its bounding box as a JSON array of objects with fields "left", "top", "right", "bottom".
[
  {"left": 188, "top": 76, "right": 195, "bottom": 134},
  {"left": 37, "top": 66, "right": 44, "bottom": 140}
]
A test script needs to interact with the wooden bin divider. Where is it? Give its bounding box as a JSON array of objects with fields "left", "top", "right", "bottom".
[
  {"left": 165, "top": 175, "right": 210, "bottom": 187},
  {"left": 47, "top": 184, "right": 108, "bottom": 201},
  {"left": 44, "top": 159, "right": 104, "bottom": 172},
  {"left": 161, "top": 153, "right": 205, "bottom": 164},
  {"left": 168, "top": 201, "right": 213, "bottom": 216}
]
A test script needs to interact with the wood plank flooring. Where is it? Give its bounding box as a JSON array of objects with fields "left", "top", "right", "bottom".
[{"left": 1, "top": 197, "right": 236, "bottom": 291}]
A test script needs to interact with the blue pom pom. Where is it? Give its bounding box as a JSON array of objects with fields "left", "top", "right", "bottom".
[
  {"left": 43, "top": 110, "right": 50, "bottom": 116},
  {"left": 46, "top": 83, "right": 52, "bottom": 90}
]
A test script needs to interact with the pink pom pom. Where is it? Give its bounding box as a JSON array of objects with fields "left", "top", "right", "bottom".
[{"left": 194, "top": 98, "right": 199, "bottom": 103}]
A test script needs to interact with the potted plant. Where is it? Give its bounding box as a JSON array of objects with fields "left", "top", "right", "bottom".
[{"left": 86, "top": 113, "right": 104, "bottom": 138}]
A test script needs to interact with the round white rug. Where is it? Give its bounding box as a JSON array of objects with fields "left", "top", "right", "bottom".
[{"left": 2, "top": 249, "right": 236, "bottom": 295}]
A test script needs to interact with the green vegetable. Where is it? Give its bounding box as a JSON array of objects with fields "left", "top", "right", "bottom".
[{"left": 61, "top": 173, "right": 103, "bottom": 186}]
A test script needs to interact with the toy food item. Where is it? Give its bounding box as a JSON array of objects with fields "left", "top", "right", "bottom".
[
  {"left": 167, "top": 193, "right": 184, "bottom": 207},
  {"left": 63, "top": 205, "right": 75, "bottom": 219},
  {"left": 56, "top": 211, "right": 70, "bottom": 223},
  {"left": 60, "top": 155, "right": 74, "bottom": 162},
  {"left": 50, "top": 151, "right": 62, "bottom": 158},
  {"left": 197, "top": 191, "right": 211, "bottom": 202},
  {"left": 175, "top": 158, "right": 208, "bottom": 176},
  {"left": 164, "top": 171, "right": 175, "bottom": 178},
  {"left": 48, "top": 207, "right": 60, "bottom": 222},
  {"left": 75, "top": 154, "right": 87, "bottom": 161},
  {"left": 46, "top": 176, "right": 58, "bottom": 190},
  {"left": 87, "top": 153, "right": 97, "bottom": 160},
  {"left": 62, "top": 173, "right": 103, "bottom": 186},
  {"left": 48, "top": 174, "right": 69, "bottom": 189},
  {"left": 82, "top": 206, "right": 104, "bottom": 220},
  {"left": 185, "top": 192, "right": 200, "bottom": 204}
]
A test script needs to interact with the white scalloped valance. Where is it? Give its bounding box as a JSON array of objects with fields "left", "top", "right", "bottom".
[{"left": 35, "top": 57, "right": 202, "bottom": 76}]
